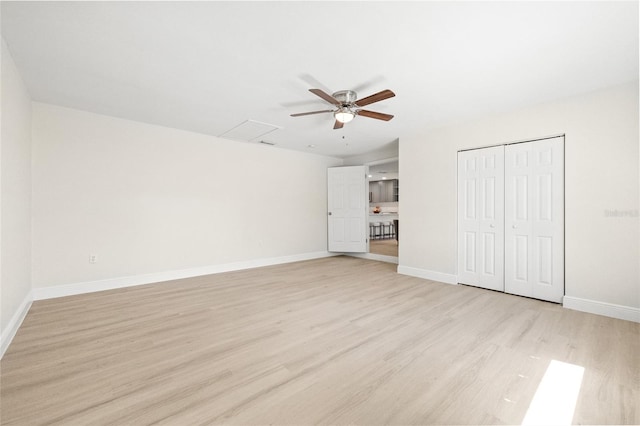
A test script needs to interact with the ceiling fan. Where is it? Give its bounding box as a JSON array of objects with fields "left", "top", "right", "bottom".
[{"left": 290, "top": 88, "right": 395, "bottom": 129}]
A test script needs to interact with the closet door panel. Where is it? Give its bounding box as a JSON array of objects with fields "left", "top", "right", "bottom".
[
  {"left": 505, "top": 138, "right": 564, "bottom": 302},
  {"left": 531, "top": 139, "right": 564, "bottom": 302},
  {"left": 457, "top": 146, "right": 505, "bottom": 291},
  {"left": 505, "top": 144, "right": 534, "bottom": 297}
]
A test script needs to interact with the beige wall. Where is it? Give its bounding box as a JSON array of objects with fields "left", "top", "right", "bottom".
[
  {"left": 31, "top": 103, "right": 342, "bottom": 288},
  {"left": 1, "top": 39, "right": 32, "bottom": 345},
  {"left": 3, "top": 48, "right": 638, "bottom": 351},
  {"left": 399, "top": 81, "right": 639, "bottom": 310}
]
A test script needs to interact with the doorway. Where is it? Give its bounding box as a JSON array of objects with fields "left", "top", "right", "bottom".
[
  {"left": 368, "top": 160, "right": 399, "bottom": 258},
  {"left": 326, "top": 159, "right": 399, "bottom": 263}
]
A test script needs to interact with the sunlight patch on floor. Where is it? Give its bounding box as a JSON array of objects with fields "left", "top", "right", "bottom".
[{"left": 521, "top": 360, "right": 585, "bottom": 425}]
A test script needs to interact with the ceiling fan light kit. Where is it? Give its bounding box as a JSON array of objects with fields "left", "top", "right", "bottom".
[
  {"left": 334, "top": 109, "right": 355, "bottom": 123},
  {"left": 291, "top": 88, "right": 395, "bottom": 129}
]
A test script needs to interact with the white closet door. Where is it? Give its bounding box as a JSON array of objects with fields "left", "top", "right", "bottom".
[
  {"left": 457, "top": 146, "right": 505, "bottom": 291},
  {"left": 505, "top": 137, "right": 564, "bottom": 302}
]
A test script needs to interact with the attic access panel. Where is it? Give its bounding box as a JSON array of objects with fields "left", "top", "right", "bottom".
[{"left": 219, "top": 120, "right": 281, "bottom": 142}]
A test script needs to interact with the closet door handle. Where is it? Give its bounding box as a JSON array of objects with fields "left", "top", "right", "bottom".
[
  {"left": 489, "top": 224, "right": 495, "bottom": 228},
  {"left": 512, "top": 224, "right": 517, "bottom": 229}
]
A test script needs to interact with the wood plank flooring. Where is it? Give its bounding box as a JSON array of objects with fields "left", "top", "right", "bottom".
[
  {"left": 1, "top": 256, "right": 638, "bottom": 425},
  {"left": 369, "top": 239, "right": 398, "bottom": 257}
]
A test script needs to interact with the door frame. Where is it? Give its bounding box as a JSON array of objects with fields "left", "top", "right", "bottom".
[
  {"left": 343, "top": 156, "right": 400, "bottom": 264},
  {"left": 366, "top": 156, "right": 399, "bottom": 262}
]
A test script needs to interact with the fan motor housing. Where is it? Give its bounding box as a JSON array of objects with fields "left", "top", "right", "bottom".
[{"left": 332, "top": 90, "right": 358, "bottom": 105}]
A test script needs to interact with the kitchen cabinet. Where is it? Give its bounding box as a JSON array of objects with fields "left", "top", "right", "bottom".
[
  {"left": 393, "top": 179, "right": 399, "bottom": 201},
  {"left": 369, "top": 181, "right": 381, "bottom": 203},
  {"left": 369, "top": 179, "right": 398, "bottom": 202}
]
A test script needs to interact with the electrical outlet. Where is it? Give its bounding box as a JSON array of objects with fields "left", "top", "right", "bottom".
[{"left": 89, "top": 255, "right": 97, "bottom": 264}]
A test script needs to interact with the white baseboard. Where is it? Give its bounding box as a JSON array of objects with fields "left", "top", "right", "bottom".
[
  {"left": 33, "top": 251, "right": 336, "bottom": 301},
  {"left": 397, "top": 265, "right": 457, "bottom": 285},
  {"left": 347, "top": 252, "right": 399, "bottom": 264},
  {"left": 563, "top": 296, "right": 640, "bottom": 323},
  {"left": 1, "top": 291, "right": 33, "bottom": 358}
]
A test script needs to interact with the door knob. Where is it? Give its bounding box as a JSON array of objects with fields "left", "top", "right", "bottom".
[
  {"left": 489, "top": 224, "right": 495, "bottom": 228},
  {"left": 512, "top": 224, "right": 517, "bottom": 229},
  {"left": 328, "top": 212, "right": 332, "bottom": 216}
]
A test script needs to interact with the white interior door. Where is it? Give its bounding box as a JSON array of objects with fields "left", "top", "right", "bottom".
[
  {"left": 505, "top": 137, "right": 564, "bottom": 302},
  {"left": 328, "top": 166, "right": 368, "bottom": 253},
  {"left": 457, "top": 146, "right": 505, "bottom": 291}
]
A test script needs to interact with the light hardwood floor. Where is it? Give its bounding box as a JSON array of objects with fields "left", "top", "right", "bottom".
[
  {"left": 1, "top": 256, "right": 638, "bottom": 425},
  {"left": 369, "top": 239, "right": 398, "bottom": 257}
]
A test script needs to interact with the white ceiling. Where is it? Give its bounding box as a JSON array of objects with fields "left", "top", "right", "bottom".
[
  {"left": 2, "top": 1, "right": 638, "bottom": 158},
  {"left": 369, "top": 160, "right": 398, "bottom": 181}
]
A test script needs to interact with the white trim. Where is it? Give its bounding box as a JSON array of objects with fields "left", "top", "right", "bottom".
[
  {"left": 1, "top": 291, "right": 33, "bottom": 358},
  {"left": 397, "top": 265, "right": 458, "bottom": 285},
  {"left": 563, "top": 296, "right": 640, "bottom": 323},
  {"left": 457, "top": 134, "right": 566, "bottom": 153},
  {"left": 33, "top": 251, "right": 336, "bottom": 301},
  {"left": 347, "top": 252, "right": 399, "bottom": 264}
]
